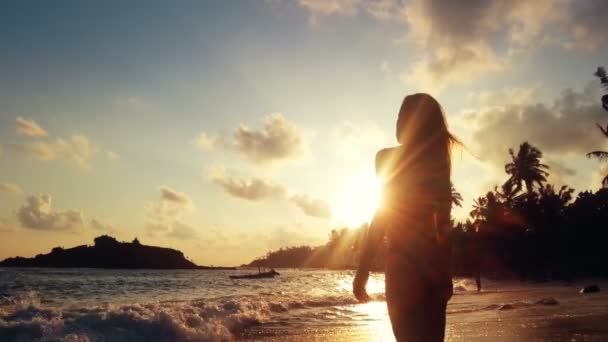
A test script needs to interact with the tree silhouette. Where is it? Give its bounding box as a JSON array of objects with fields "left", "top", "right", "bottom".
[
  {"left": 594, "top": 66, "right": 608, "bottom": 111},
  {"left": 505, "top": 142, "right": 549, "bottom": 194},
  {"left": 587, "top": 68, "right": 608, "bottom": 187},
  {"left": 451, "top": 183, "right": 463, "bottom": 208}
]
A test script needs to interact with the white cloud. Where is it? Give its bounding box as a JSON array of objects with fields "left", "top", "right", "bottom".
[
  {"left": 208, "top": 166, "right": 286, "bottom": 201},
  {"left": 159, "top": 186, "right": 194, "bottom": 208},
  {"left": 20, "top": 134, "right": 99, "bottom": 170},
  {"left": 467, "top": 82, "right": 607, "bottom": 184},
  {"left": 196, "top": 113, "right": 306, "bottom": 165},
  {"left": 0, "top": 183, "right": 23, "bottom": 194},
  {"left": 146, "top": 186, "right": 197, "bottom": 239},
  {"left": 289, "top": 194, "right": 331, "bottom": 219},
  {"left": 16, "top": 193, "right": 84, "bottom": 232},
  {"left": 298, "top": 0, "right": 361, "bottom": 24},
  {"left": 470, "top": 84, "right": 541, "bottom": 108},
  {"left": 15, "top": 116, "right": 48, "bottom": 137},
  {"left": 206, "top": 164, "right": 331, "bottom": 217},
  {"left": 194, "top": 132, "right": 218, "bottom": 151},
  {"left": 290, "top": 0, "right": 608, "bottom": 90}
]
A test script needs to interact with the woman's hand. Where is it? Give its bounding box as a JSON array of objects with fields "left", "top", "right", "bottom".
[{"left": 353, "top": 266, "right": 371, "bottom": 302}]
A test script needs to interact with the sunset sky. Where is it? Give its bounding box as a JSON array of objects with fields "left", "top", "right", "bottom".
[{"left": 1, "top": 0, "right": 607, "bottom": 266}]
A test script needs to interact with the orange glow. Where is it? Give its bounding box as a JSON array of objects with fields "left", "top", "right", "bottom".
[{"left": 331, "top": 169, "right": 381, "bottom": 227}]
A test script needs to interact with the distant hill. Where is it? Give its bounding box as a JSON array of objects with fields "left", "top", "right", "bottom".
[{"left": 0, "top": 235, "right": 234, "bottom": 270}]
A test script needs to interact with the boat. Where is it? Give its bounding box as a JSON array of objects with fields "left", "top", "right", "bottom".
[{"left": 229, "top": 268, "right": 280, "bottom": 279}]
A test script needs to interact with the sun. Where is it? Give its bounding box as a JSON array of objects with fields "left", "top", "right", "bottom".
[{"left": 331, "top": 169, "right": 382, "bottom": 228}]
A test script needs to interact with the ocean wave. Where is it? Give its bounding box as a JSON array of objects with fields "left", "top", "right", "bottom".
[
  {"left": 0, "top": 291, "right": 383, "bottom": 342},
  {"left": 0, "top": 292, "right": 269, "bottom": 341}
]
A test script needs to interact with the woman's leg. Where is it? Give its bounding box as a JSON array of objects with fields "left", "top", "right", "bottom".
[{"left": 385, "top": 251, "right": 448, "bottom": 341}]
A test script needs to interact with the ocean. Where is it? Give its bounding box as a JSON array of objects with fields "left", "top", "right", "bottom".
[{"left": 1, "top": 268, "right": 607, "bottom": 341}]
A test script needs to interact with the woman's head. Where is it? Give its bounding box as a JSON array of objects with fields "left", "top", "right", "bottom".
[{"left": 395, "top": 93, "right": 460, "bottom": 170}]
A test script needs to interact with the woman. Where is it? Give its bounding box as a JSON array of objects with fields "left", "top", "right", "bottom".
[{"left": 353, "top": 93, "right": 459, "bottom": 341}]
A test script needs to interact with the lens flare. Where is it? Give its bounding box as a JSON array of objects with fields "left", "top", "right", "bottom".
[{"left": 331, "top": 169, "right": 381, "bottom": 228}]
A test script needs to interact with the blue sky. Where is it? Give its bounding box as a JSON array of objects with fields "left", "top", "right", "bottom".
[{"left": 1, "top": 0, "right": 607, "bottom": 265}]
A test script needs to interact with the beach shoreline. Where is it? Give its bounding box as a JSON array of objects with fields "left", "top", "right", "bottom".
[{"left": 239, "top": 306, "right": 608, "bottom": 341}]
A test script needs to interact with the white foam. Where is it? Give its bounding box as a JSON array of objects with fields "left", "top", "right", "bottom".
[{"left": 0, "top": 292, "right": 382, "bottom": 341}]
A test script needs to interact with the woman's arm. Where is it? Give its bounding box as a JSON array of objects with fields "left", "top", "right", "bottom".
[
  {"left": 353, "top": 149, "right": 390, "bottom": 302},
  {"left": 353, "top": 209, "right": 387, "bottom": 302}
]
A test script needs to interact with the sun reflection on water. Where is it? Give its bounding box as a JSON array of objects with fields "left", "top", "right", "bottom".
[
  {"left": 336, "top": 273, "right": 385, "bottom": 296},
  {"left": 333, "top": 273, "right": 395, "bottom": 340}
]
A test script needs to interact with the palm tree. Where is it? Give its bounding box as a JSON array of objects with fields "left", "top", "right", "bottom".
[
  {"left": 504, "top": 142, "right": 549, "bottom": 194},
  {"left": 594, "top": 66, "right": 608, "bottom": 111},
  {"left": 587, "top": 67, "right": 608, "bottom": 187},
  {"left": 587, "top": 125, "right": 608, "bottom": 187},
  {"left": 451, "top": 183, "right": 463, "bottom": 208}
]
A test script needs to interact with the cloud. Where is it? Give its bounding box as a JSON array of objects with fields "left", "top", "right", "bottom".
[
  {"left": 402, "top": 44, "right": 505, "bottom": 92},
  {"left": 404, "top": 0, "right": 608, "bottom": 90},
  {"left": 208, "top": 166, "right": 286, "bottom": 201},
  {"left": 16, "top": 193, "right": 84, "bottom": 232},
  {"left": 0, "top": 183, "right": 23, "bottom": 194},
  {"left": 298, "top": 0, "right": 360, "bottom": 24},
  {"left": 366, "top": 0, "right": 405, "bottom": 20},
  {"left": 0, "top": 144, "right": 3, "bottom": 159},
  {"left": 16, "top": 117, "right": 48, "bottom": 137},
  {"left": 296, "top": 0, "right": 406, "bottom": 23},
  {"left": 20, "top": 134, "right": 99, "bottom": 170},
  {"left": 194, "top": 133, "right": 218, "bottom": 151},
  {"left": 206, "top": 164, "right": 330, "bottom": 217},
  {"left": 467, "top": 82, "right": 607, "bottom": 181},
  {"left": 159, "top": 186, "right": 193, "bottom": 208},
  {"left": 197, "top": 114, "right": 306, "bottom": 165},
  {"left": 545, "top": 157, "right": 577, "bottom": 186},
  {"left": 289, "top": 1, "right": 608, "bottom": 90},
  {"left": 233, "top": 113, "right": 305, "bottom": 164},
  {"left": 469, "top": 85, "right": 541, "bottom": 108},
  {"left": 289, "top": 194, "right": 331, "bottom": 218},
  {"left": 145, "top": 186, "right": 197, "bottom": 239},
  {"left": 106, "top": 150, "right": 120, "bottom": 161},
  {"left": 89, "top": 219, "right": 120, "bottom": 234},
  {"left": 557, "top": 0, "right": 608, "bottom": 51}
]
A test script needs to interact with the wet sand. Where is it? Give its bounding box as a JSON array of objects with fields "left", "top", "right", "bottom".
[
  {"left": 240, "top": 311, "right": 608, "bottom": 341},
  {"left": 240, "top": 284, "right": 608, "bottom": 342}
]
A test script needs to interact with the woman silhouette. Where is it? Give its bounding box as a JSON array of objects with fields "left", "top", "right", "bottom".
[{"left": 353, "top": 93, "right": 458, "bottom": 341}]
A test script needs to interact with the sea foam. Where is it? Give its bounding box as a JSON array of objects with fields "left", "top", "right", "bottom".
[{"left": 0, "top": 291, "right": 379, "bottom": 342}]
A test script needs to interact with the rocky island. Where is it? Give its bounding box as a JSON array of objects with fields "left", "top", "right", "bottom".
[{"left": 0, "top": 235, "right": 234, "bottom": 270}]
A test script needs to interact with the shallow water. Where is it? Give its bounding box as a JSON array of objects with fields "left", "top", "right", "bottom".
[{"left": 1, "top": 268, "right": 607, "bottom": 341}]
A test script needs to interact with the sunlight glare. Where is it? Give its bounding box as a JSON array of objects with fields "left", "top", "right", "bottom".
[{"left": 331, "top": 169, "right": 381, "bottom": 228}]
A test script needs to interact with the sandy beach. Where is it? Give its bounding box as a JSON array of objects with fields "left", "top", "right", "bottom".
[{"left": 240, "top": 280, "right": 608, "bottom": 342}]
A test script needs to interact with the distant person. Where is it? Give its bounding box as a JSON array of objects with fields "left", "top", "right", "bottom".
[{"left": 353, "top": 93, "right": 459, "bottom": 341}]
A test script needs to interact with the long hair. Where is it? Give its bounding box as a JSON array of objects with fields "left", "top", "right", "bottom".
[{"left": 396, "top": 93, "right": 460, "bottom": 178}]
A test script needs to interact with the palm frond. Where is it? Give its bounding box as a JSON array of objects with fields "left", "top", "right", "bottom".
[
  {"left": 596, "top": 67, "right": 608, "bottom": 89},
  {"left": 587, "top": 151, "right": 608, "bottom": 161},
  {"left": 596, "top": 123, "right": 608, "bottom": 137},
  {"left": 595, "top": 66, "right": 607, "bottom": 79}
]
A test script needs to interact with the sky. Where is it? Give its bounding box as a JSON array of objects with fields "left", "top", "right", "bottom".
[{"left": 1, "top": 0, "right": 607, "bottom": 266}]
